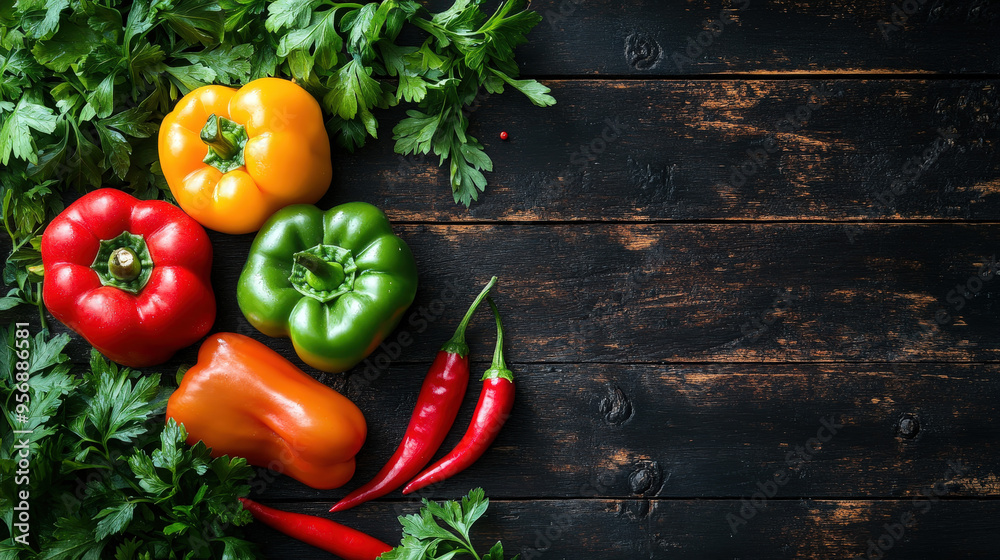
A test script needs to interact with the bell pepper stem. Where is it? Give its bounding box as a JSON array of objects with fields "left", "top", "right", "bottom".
[
  {"left": 295, "top": 253, "right": 346, "bottom": 292},
  {"left": 441, "top": 276, "right": 497, "bottom": 357},
  {"left": 108, "top": 247, "right": 141, "bottom": 282},
  {"left": 200, "top": 114, "right": 242, "bottom": 162},
  {"left": 91, "top": 231, "right": 153, "bottom": 294}
]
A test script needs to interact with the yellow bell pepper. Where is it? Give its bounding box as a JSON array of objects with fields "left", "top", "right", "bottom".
[{"left": 158, "top": 78, "right": 333, "bottom": 234}]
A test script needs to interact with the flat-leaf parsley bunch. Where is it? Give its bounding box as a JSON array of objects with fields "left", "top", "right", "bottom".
[
  {"left": 253, "top": 0, "right": 555, "bottom": 205},
  {"left": 0, "top": 328, "right": 256, "bottom": 559},
  {"left": 2, "top": 0, "right": 553, "bottom": 315},
  {"left": 0, "top": 0, "right": 553, "bottom": 246}
]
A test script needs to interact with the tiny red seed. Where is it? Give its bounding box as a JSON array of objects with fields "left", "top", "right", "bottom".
[{"left": 500, "top": 131, "right": 509, "bottom": 140}]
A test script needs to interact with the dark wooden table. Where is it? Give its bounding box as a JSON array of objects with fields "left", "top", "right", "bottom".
[{"left": 14, "top": 1, "right": 1000, "bottom": 557}]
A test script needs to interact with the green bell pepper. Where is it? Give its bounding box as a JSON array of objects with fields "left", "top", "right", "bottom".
[{"left": 237, "top": 202, "right": 418, "bottom": 373}]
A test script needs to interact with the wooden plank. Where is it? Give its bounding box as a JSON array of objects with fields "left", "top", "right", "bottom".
[
  {"left": 508, "top": 0, "right": 1000, "bottom": 76},
  {"left": 245, "top": 363, "right": 1000, "bottom": 501},
  {"left": 250, "top": 499, "right": 1000, "bottom": 559},
  {"left": 326, "top": 80, "right": 1000, "bottom": 222},
  {"left": 33, "top": 222, "right": 1000, "bottom": 364}
]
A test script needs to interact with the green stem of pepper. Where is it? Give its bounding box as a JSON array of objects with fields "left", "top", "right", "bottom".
[
  {"left": 200, "top": 114, "right": 248, "bottom": 174},
  {"left": 441, "top": 276, "right": 497, "bottom": 357},
  {"left": 483, "top": 297, "right": 513, "bottom": 381},
  {"left": 295, "top": 253, "right": 346, "bottom": 292},
  {"left": 108, "top": 247, "right": 141, "bottom": 282},
  {"left": 201, "top": 114, "right": 238, "bottom": 159}
]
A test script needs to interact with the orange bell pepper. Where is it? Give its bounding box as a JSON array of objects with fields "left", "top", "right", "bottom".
[
  {"left": 166, "top": 333, "right": 366, "bottom": 489},
  {"left": 158, "top": 78, "right": 333, "bottom": 234}
]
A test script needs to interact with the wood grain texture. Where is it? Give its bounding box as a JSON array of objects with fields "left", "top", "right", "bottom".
[
  {"left": 508, "top": 0, "right": 1000, "bottom": 76},
  {"left": 38, "top": 223, "right": 1000, "bottom": 365},
  {"left": 4, "top": 4, "right": 1000, "bottom": 557},
  {"left": 248, "top": 363, "right": 1000, "bottom": 502},
  {"left": 324, "top": 80, "right": 1000, "bottom": 222},
  {"left": 252, "top": 499, "right": 1000, "bottom": 559}
]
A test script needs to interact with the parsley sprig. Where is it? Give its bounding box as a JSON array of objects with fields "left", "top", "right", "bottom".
[
  {"left": 0, "top": 328, "right": 256, "bottom": 559},
  {"left": 381, "top": 487, "right": 519, "bottom": 560},
  {"left": 1, "top": 0, "right": 553, "bottom": 311},
  {"left": 260, "top": 0, "right": 555, "bottom": 206}
]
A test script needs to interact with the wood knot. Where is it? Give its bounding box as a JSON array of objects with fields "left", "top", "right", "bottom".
[
  {"left": 624, "top": 33, "right": 661, "bottom": 70},
  {"left": 895, "top": 413, "right": 920, "bottom": 439},
  {"left": 628, "top": 460, "right": 662, "bottom": 496},
  {"left": 599, "top": 385, "right": 634, "bottom": 425}
]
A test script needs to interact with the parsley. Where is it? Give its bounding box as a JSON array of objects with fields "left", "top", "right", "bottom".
[
  {"left": 1, "top": 0, "right": 251, "bottom": 314},
  {"left": 254, "top": 0, "right": 555, "bottom": 205},
  {"left": 380, "top": 487, "right": 518, "bottom": 560},
  {"left": 0, "top": 328, "right": 256, "bottom": 559},
  {"left": 2, "top": 0, "right": 552, "bottom": 312}
]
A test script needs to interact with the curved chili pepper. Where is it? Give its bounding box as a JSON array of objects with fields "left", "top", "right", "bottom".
[
  {"left": 402, "top": 297, "right": 514, "bottom": 494},
  {"left": 330, "top": 276, "right": 497, "bottom": 513},
  {"left": 240, "top": 498, "right": 391, "bottom": 560}
]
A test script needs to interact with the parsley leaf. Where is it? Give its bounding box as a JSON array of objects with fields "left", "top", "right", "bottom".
[
  {"left": 0, "top": 332, "right": 255, "bottom": 559},
  {"left": 324, "top": 56, "right": 388, "bottom": 120},
  {"left": 181, "top": 44, "right": 254, "bottom": 85},
  {"left": 152, "top": 0, "right": 226, "bottom": 47},
  {"left": 264, "top": 0, "right": 318, "bottom": 32},
  {"left": 391, "top": 0, "right": 554, "bottom": 204},
  {"left": 0, "top": 97, "right": 58, "bottom": 165},
  {"left": 1, "top": 0, "right": 554, "bottom": 317},
  {"left": 276, "top": 9, "right": 342, "bottom": 70},
  {"left": 381, "top": 488, "right": 519, "bottom": 560},
  {"left": 491, "top": 69, "right": 556, "bottom": 107}
]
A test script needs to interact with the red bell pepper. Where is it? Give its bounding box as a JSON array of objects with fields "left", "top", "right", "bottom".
[{"left": 41, "top": 188, "right": 216, "bottom": 367}]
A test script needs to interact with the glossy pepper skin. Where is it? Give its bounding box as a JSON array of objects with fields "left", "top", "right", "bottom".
[
  {"left": 237, "top": 202, "right": 418, "bottom": 373},
  {"left": 166, "top": 333, "right": 367, "bottom": 489},
  {"left": 403, "top": 297, "right": 515, "bottom": 494},
  {"left": 240, "top": 498, "right": 392, "bottom": 560},
  {"left": 41, "top": 188, "right": 215, "bottom": 367},
  {"left": 158, "top": 77, "right": 333, "bottom": 234},
  {"left": 331, "top": 277, "right": 496, "bottom": 512}
]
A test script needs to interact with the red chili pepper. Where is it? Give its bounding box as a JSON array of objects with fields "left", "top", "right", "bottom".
[
  {"left": 240, "top": 498, "right": 391, "bottom": 560},
  {"left": 330, "top": 276, "right": 497, "bottom": 513},
  {"left": 403, "top": 297, "right": 514, "bottom": 494}
]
